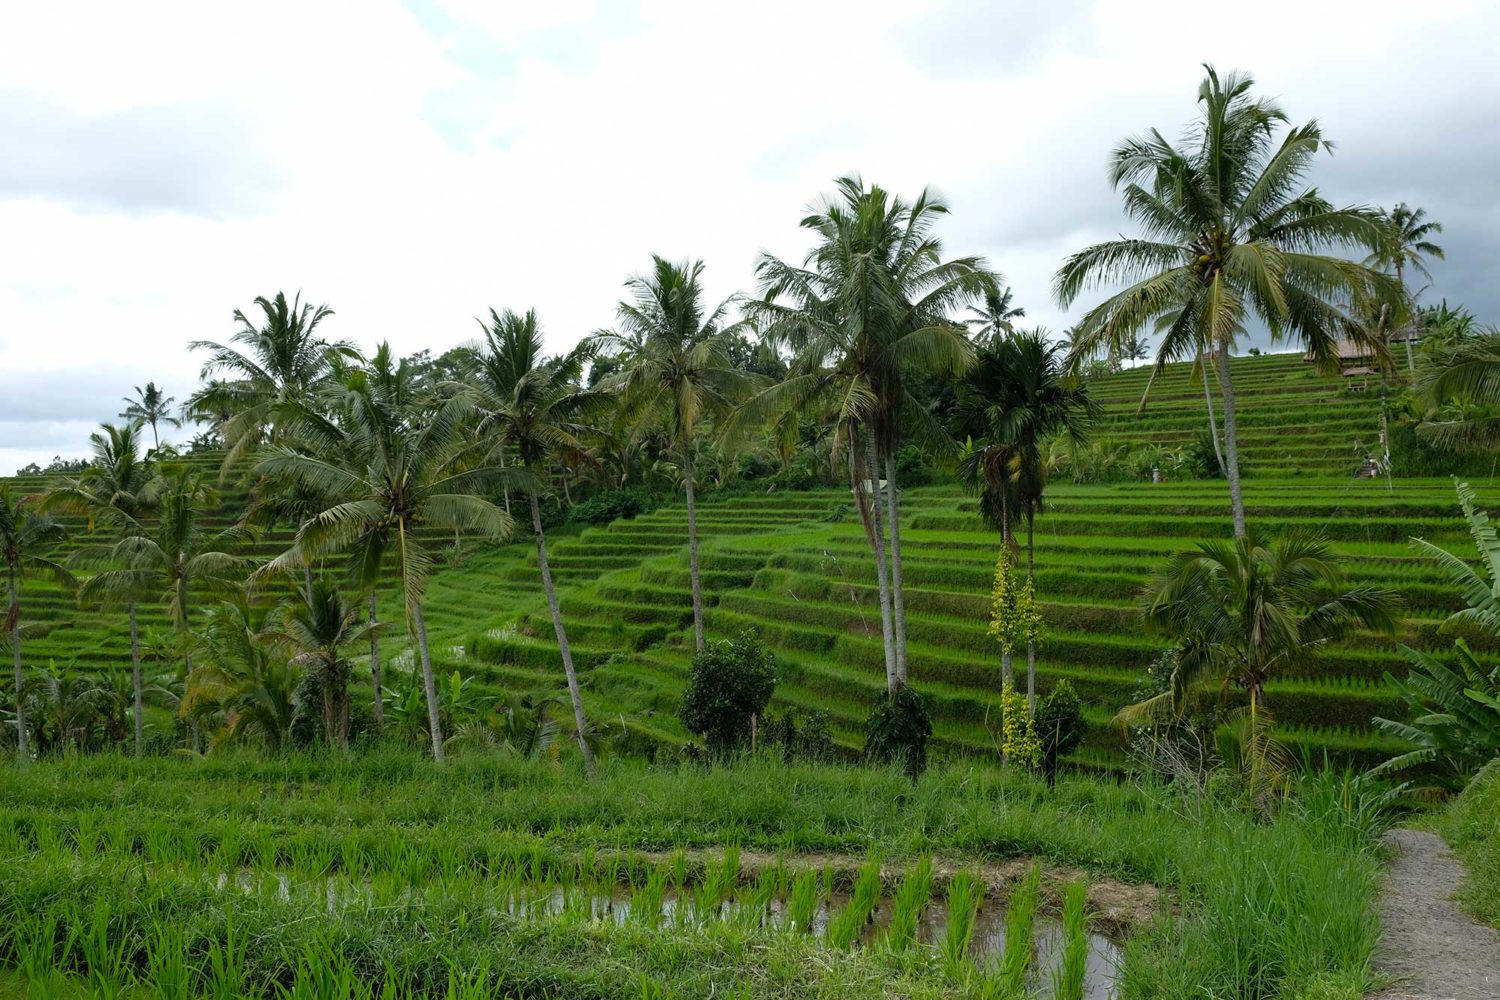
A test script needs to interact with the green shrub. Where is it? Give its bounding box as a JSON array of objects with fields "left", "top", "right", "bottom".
[
  {"left": 678, "top": 631, "right": 777, "bottom": 757},
  {"left": 1036, "top": 680, "right": 1086, "bottom": 785},
  {"left": 570, "top": 487, "right": 657, "bottom": 525},
  {"left": 863, "top": 685, "right": 932, "bottom": 776}
]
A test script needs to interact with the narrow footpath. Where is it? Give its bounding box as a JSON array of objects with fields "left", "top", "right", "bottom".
[{"left": 1371, "top": 828, "right": 1500, "bottom": 1000}]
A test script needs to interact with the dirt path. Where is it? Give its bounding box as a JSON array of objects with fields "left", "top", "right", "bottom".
[{"left": 1372, "top": 828, "right": 1500, "bottom": 1000}]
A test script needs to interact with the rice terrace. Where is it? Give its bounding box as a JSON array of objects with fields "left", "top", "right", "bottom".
[{"left": 3, "top": 8, "right": 1500, "bottom": 1000}]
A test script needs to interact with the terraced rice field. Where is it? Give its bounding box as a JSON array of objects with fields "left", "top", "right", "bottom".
[{"left": 5, "top": 352, "right": 1491, "bottom": 768}]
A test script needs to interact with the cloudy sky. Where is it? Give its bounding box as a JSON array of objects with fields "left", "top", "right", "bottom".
[{"left": 2, "top": 0, "right": 1495, "bottom": 473}]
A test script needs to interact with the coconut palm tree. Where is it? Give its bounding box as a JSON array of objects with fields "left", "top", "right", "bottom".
[
  {"left": 44, "top": 422, "right": 158, "bottom": 755},
  {"left": 965, "top": 285, "right": 1026, "bottom": 342},
  {"left": 594, "top": 257, "right": 754, "bottom": 652},
  {"left": 254, "top": 361, "right": 515, "bottom": 761},
  {"left": 743, "top": 176, "right": 989, "bottom": 687},
  {"left": 264, "top": 583, "right": 375, "bottom": 749},
  {"left": 188, "top": 291, "right": 357, "bottom": 470},
  {"left": 459, "top": 308, "right": 605, "bottom": 775},
  {"left": 182, "top": 599, "right": 299, "bottom": 751},
  {"left": 1054, "top": 65, "right": 1396, "bottom": 538},
  {"left": 120, "top": 383, "right": 181, "bottom": 450},
  {"left": 1368, "top": 203, "right": 1444, "bottom": 371},
  {"left": 952, "top": 330, "right": 1097, "bottom": 712},
  {"left": 78, "top": 465, "right": 247, "bottom": 740},
  {"left": 1, "top": 487, "right": 72, "bottom": 761},
  {"left": 1122, "top": 529, "right": 1399, "bottom": 722},
  {"left": 1416, "top": 328, "right": 1500, "bottom": 449}
]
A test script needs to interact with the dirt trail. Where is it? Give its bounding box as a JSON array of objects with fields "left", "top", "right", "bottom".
[{"left": 1371, "top": 828, "right": 1500, "bottom": 1000}]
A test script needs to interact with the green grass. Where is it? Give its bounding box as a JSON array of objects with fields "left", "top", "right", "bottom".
[
  {"left": 0, "top": 749, "right": 1390, "bottom": 999},
  {"left": 1432, "top": 764, "right": 1500, "bottom": 930}
]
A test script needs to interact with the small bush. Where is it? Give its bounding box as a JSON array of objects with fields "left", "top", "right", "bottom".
[
  {"left": 864, "top": 684, "right": 933, "bottom": 776},
  {"left": 678, "top": 630, "right": 777, "bottom": 758},
  {"left": 1035, "top": 680, "right": 1086, "bottom": 785},
  {"left": 763, "top": 710, "right": 836, "bottom": 763},
  {"left": 570, "top": 487, "right": 656, "bottom": 525}
]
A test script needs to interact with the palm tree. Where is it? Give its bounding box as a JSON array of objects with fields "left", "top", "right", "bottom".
[
  {"left": 952, "top": 331, "right": 1097, "bottom": 713},
  {"left": 78, "top": 465, "right": 247, "bottom": 746},
  {"left": 264, "top": 583, "right": 375, "bottom": 749},
  {"left": 744, "top": 176, "right": 989, "bottom": 688},
  {"left": 459, "top": 308, "right": 604, "bottom": 775},
  {"left": 1416, "top": 328, "right": 1500, "bottom": 449},
  {"left": 188, "top": 291, "right": 357, "bottom": 469},
  {"left": 1055, "top": 65, "right": 1396, "bottom": 538},
  {"left": 44, "top": 422, "right": 157, "bottom": 756},
  {"left": 182, "top": 600, "right": 299, "bottom": 751},
  {"left": 120, "top": 383, "right": 181, "bottom": 450},
  {"left": 965, "top": 285, "right": 1026, "bottom": 342},
  {"left": 594, "top": 257, "right": 754, "bottom": 651},
  {"left": 0, "top": 487, "right": 72, "bottom": 761},
  {"left": 1123, "top": 529, "right": 1398, "bottom": 721},
  {"left": 254, "top": 362, "right": 514, "bottom": 761},
  {"left": 1368, "top": 203, "right": 1444, "bottom": 371}
]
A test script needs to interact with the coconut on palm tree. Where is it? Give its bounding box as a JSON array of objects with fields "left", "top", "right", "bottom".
[
  {"left": 743, "top": 176, "right": 989, "bottom": 688},
  {"left": 952, "top": 330, "right": 1096, "bottom": 712},
  {"left": 459, "top": 308, "right": 604, "bottom": 774},
  {"left": 1054, "top": 65, "right": 1396, "bottom": 538},
  {"left": 1, "top": 487, "right": 73, "bottom": 761},
  {"left": 189, "top": 291, "right": 357, "bottom": 470},
  {"left": 119, "top": 383, "right": 181, "bottom": 450},
  {"left": 594, "top": 257, "right": 755, "bottom": 652},
  {"left": 44, "top": 422, "right": 158, "bottom": 755},
  {"left": 254, "top": 358, "right": 515, "bottom": 761}
]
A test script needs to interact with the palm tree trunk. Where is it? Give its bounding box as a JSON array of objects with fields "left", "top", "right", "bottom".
[
  {"left": 1214, "top": 346, "right": 1248, "bottom": 538},
  {"left": 411, "top": 600, "right": 444, "bottom": 761},
  {"left": 368, "top": 593, "right": 384, "bottom": 732},
  {"left": 883, "top": 451, "right": 909, "bottom": 685},
  {"left": 682, "top": 443, "right": 706, "bottom": 651},
  {"left": 129, "top": 601, "right": 143, "bottom": 757},
  {"left": 1026, "top": 508, "right": 1037, "bottom": 718},
  {"left": 532, "top": 492, "right": 597, "bottom": 777},
  {"left": 1200, "top": 352, "right": 1226, "bottom": 475},
  {"left": 303, "top": 564, "right": 314, "bottom": 605},
  {"left": 863, "top": 432, "right": 898, "bottom": 691},
  {"left": 9, "top": 567, "right": 26, "bottom": 763}
]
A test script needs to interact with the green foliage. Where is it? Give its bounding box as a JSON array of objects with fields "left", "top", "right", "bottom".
[
  {"left": 1434, "top": 762, "right": 1500, "bottom": 929},
  {"left": 1000, "top": 682, "right": 1041, "bottom": 770},
  {"left": 678, "top": 630, "right": 777, "bottom": 757},
  {"left": 1035, "top": 680, "right": 1086, "bottom": 784},
  {"left": 987, "top": 551, "right": 1041, "bottom": 656},
  {"left": 863, "top": 684, "right": 932, "bottom": 776},
  {"left": 1372, "top": 640, "right": 1500, "bottom": 783},
  {"left": 571, "top": 488, "right": 656, "bottom": 525}
]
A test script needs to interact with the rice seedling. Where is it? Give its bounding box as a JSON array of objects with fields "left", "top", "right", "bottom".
[
  {"left": 997, "top": 863, "right": 1041, "bottom": 995},
  {"left": 145, "top": 921, "right": 194, "bottom": 1000},
  {"left": 1051, "top": 880, "right": 1089, "bottom": 1000},
  {"left": 941, "top": 871, "right": 985, "bottom": 979},
  {"left": 885, "top": 856, "right": 934, "bottom": 952},
  {"left": 785, "top": 868, "right": 819, "bottom": 934}
]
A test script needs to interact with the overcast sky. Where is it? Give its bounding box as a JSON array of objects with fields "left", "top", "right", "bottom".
[{"left": 2, "top": 0, "right": 1496, "bottom": 473}]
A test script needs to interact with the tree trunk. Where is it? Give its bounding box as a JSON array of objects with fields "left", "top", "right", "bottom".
[
  {"left": 1397, "top": 261, "right": 1415, "bottom": 372},
  {"left": 1214, "top": 346, "right": 1248, "bottom": 538},
  {"left": 863, "top": 432, "right": 898, "bottom": 691},
  {"left": 1200, "top": 352, "right": 1226, "bottom": 476},
  {"left": 368, "top": 593, "right": 384, "bottom": 732},
  {"left": 9, "top": 568, "right": 26, "bottom": 764},
  {"left": 884, "top": 451, "right": 909, "bottom": 685},
  {"left": 532, "top": 492, "right": 597, "bottom": 777},
  {"left": 129, "top": 601, "right": 143, "bottom": 757},
  {"left": 412, "top": 600, "right": 444, "bottom": 761},
  {"left": 999, "top": 491, "right": 1013, "bottom": 688},
  {"left": 682, "top": 443, "right": 706, "bottom": 651},
  {"left": 303, "top": 564, "right": 314, "bottom": 605},
  {"left": 1026, "top": 508, "right": 1037, "bottom": 718}
]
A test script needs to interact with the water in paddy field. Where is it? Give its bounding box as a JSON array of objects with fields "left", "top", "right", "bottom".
[{"left": 216, "top": 871, "right": 1122, "bottom": 999}]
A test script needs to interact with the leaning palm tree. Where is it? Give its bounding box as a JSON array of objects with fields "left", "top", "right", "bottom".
[
  {"left": 78, "top": 465, "right": 247, "bottom": 737},
  {"left": 264, "top": 583, "right": 375, "bottom": 749},
  {"left": 189, "top": 291, "right": 357, "bottom": 470},
  {"left": 120, "top": 383, "right": 181, "bottom": 450},
  {"left": 952, "top": 331, "right": 1096, "bottom": 712},
  {"left": 44, "top": 422, "right": 158, "bottom": 755},
  {"left": 459, "top": 308, "right": 605, "bottom": 775},
  {"left": 1, "top": 487, "right": 72, "bottom": 761},
  {"left": 1368, "top": 203, "right": 1444, "bottom": 371},
  {"left": 1055, "top": 65, "right": 1396, "bottom": 538},
  {"left": 594, "top": 257, "right": 754, "bottom": 651},
  {"left": 254, "top": 365, "right": 515, "bottom": 761},
  {"left": 744, "top": 176, "right": 989, "bottom": 687},
  {"left": 1123, "top": 529, "right": 1398, "bottom": 722}
]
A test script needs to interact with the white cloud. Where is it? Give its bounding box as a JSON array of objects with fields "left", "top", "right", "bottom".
[{"left": 1, "top": 0, "right": 1497, "bottom": 472}]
